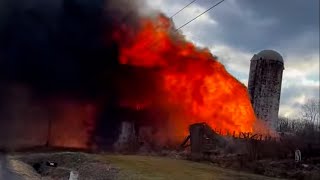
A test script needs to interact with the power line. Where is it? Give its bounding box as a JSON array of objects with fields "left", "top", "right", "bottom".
[
  {"left": 141, "top": 0, "right": 198, "bottom": 49},
  {"left": 153, "top": 0, "right": 198, "bottom": 30},
  {"left": 170, "top": 0, "right": 197, "bottom": 18},
  {"left": 176, "top": 0, "right": 225, "bottom": 31},
  {"left": 141, "top": 0, "right": 225, "bottom": 51}
]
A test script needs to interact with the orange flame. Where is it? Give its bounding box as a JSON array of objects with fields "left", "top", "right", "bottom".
[{"left": 113, "top": 14, "right": 256, "bottom": 141}]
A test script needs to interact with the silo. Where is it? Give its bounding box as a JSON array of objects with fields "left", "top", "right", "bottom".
[{"left": 248, "top": 50, "right": 284, "bottom": 129}]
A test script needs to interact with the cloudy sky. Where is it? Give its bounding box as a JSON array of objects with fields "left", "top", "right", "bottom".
[{"left": 146, "top": 0, "right": 319, "bottom": 118}]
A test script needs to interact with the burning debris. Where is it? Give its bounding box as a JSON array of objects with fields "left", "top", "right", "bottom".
[{"left": 0, "top": 0, "right": 256, "bottom": 151}]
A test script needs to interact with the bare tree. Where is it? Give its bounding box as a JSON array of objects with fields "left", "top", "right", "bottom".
[
  {"left": 300, "top": 99, "right": 320, "bottom": 129},
  {"left": 275, "top": 99, "right": 320, "bottom": 146},
  {"left": 277, "top": 117, "right": 304, "bottom": 133}
]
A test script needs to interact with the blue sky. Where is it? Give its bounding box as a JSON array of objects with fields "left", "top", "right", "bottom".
[{"left": 147, "top": 0, "right": 319, "bottom": 117}]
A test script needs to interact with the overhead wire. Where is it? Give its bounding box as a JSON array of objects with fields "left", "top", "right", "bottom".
[
  {"left": 175, "top": 0, "right": 225, "bottom": 31},
  {"left": 138, "top": 0, "right": 226, "bottom": 51},
  {"left": 141, "top": 0, "right": 199, "bottom": 49},
  {"left": 170, "top": 0, "right": 198, "bottom": 19}
]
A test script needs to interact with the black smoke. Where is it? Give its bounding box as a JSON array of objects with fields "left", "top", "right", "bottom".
[
  {"left": 0, "top": 0, "right": 143, "bottom": 99},
  {"left": 0, "top": 0, "right": 157, "bottom": 149}
]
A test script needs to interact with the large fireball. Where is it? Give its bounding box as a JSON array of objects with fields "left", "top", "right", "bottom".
[{"left": 112, "top": 14, "right": 256, "bottom": 141}]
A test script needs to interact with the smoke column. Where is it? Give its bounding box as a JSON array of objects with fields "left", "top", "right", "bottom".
[{"left": 0, "top": 0, "right": 256, "bottom": 150}]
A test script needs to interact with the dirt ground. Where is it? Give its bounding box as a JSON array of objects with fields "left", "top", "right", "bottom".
[
  {"left": 7, "top": 152, "right": 119, "bottom": 180},
  {"left": 3, "top": 152, "right": 285, "bottom": 180}
]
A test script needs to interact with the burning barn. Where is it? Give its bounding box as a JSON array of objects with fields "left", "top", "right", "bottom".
[{"left": 0, "top": 0, "right": 256, "bottom": 151}]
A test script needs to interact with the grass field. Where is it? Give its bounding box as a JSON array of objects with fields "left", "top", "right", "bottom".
[
  {"left": 98, "top": 155, "right": 282, "bottom": 180},
  {"left": 8, "top": 152, "right": 285, "bottom": 179}
]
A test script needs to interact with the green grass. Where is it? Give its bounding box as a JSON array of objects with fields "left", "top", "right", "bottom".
[{"left": 97, "top": 155, "right": 281, "bottom": 180}]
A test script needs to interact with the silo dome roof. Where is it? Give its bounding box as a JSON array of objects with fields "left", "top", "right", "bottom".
[{"left": 251, "top": 50, "right": 283, "bottom": 63}]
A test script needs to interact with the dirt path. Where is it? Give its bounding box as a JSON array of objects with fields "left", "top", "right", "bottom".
[{"left": 1, "top": 153, "right": 24, "bottom": 180}]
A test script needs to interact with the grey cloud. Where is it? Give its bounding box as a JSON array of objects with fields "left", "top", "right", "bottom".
[
  {"left": 165, "top": 0, "right": 319, "bottom": 59},
  {"left": 279, "top": 83, "right": 319, "bottom": 115}
]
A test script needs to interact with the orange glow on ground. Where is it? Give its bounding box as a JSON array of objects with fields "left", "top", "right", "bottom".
[{"left": 49, "top": 99, "right": 96, "bottom": 149}]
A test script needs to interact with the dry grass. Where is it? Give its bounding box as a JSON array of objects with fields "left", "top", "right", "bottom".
[
  {"left": 97, "top": 154, "right": 282, "bottom": 180},
  {"left": 8, "top": 152, "right": 286, "bottom": 180}
]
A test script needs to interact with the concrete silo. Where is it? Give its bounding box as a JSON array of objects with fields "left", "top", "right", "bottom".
[{"left": 248, "top": 50, "right": 284, "bottom": 129}]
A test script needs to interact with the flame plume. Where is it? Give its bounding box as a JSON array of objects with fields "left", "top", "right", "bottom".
[{"left": 112, "top": 14, "right": 256, "bottom": 142}]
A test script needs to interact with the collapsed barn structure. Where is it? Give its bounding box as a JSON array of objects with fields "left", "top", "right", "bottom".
[{"left": 179, "top": 123, "right": 320, "bottom": 162}]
